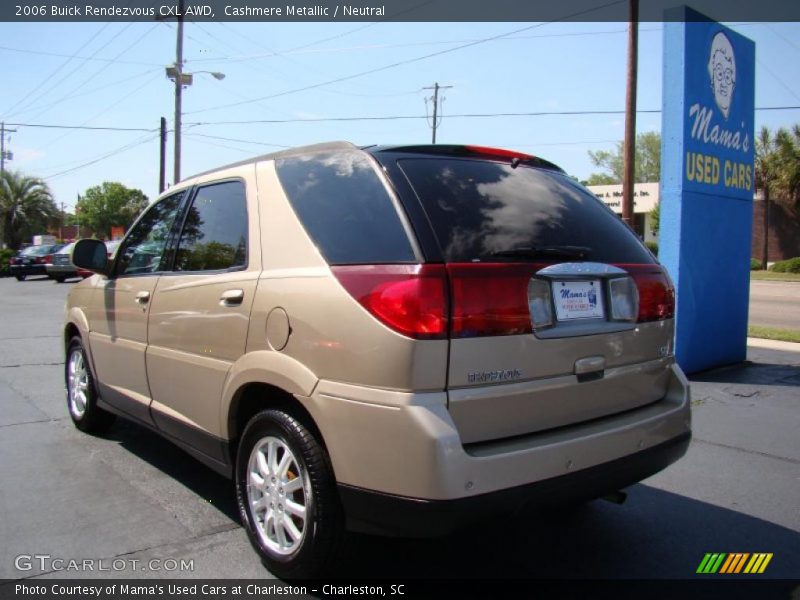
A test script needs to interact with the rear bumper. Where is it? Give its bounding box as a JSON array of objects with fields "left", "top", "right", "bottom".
[
  {"left": 46, "top": 264, "right": 78, "bottom": 276},
  {"left": 339, "top": 431, "right": 690, "bottom": 536},
  {"left": 10, "top": 264, "right": 48, "bottom": 276},
  {"left": 301, "top": 362, "right": 691, "bottom": 533}
]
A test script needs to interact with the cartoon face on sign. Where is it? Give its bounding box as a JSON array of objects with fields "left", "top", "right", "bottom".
[{"left": 708, "top": 31, "right": 736, "bottom": 119}]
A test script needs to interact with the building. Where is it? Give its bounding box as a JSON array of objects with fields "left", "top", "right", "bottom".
[
  {"left": 587, "top": 182, "right": 800, "bottom": 262},
  {"left": 586, "top": 182, "right": 659, "bottom": 243}
]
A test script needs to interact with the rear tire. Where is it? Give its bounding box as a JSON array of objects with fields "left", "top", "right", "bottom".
[
  {"left": 236, "top": 409, "right": 344, "bottom": 579},
  {"left": 54, "top": 276, "right": 66, "bottom": 283},
  {"left": 66, "top": 336, "right": 115, "bottom": 433},
  {"left": 15, "top": 274, "right": 25, "bottom": 281}
]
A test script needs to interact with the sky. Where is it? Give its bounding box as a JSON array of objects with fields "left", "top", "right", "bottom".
[{"left": 0, "top": 17, "right": 799, "bottom": 213}]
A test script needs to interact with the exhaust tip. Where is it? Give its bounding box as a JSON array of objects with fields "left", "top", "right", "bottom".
[{"left": 601, "top": 490, "right": 628, "bottom": 505}]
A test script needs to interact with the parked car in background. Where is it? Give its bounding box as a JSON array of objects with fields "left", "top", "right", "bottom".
[
  {"left": 47, "top": 240, "right": 124, "bottom": 283},
  {"left": 9, "top": 244, "right": 63, "bottom": 281},
  {"left": 47, "top": 242, "right": 83, "bottom": 283},
  {"left": 65, "top": 142, "right": 690, "bottom": 578}
]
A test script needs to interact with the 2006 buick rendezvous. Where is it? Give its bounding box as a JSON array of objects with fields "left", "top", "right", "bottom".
[{"left": 64, "top": 142, "right": 690, "bottom": 577}]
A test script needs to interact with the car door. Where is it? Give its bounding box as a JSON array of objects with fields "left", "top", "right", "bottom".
[
  {"left": 146, "top": 176, "right": 259, "bottom": 462},
  {"left": 88, "top": 191, "right": 187, "bottom": 424}
]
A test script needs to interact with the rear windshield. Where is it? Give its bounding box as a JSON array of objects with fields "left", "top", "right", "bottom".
[
  {"left": 397, "top": 158, "right": 654, "bottom": 264},
  {"left": 275, "top": 151, "right": 416, "bottom": 265},
  {"left": 20, "top": 245, "right": 59, "bottom": 256}
]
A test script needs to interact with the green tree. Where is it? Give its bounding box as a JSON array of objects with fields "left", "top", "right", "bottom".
[
  {"left": 649, "top": 202, "right": 660, "bottom": 237},
  {"left": 587, "top": 131, "right": 662, "bottom": 184},
  {"left": 77, "top": 182, "right": 148, "bottom": 239},
  {"left": 0, "top": 170, "right": 58, "bottom": 250},
  {"left": 772, "top": 125, "right": 800, "bottom": 206}
]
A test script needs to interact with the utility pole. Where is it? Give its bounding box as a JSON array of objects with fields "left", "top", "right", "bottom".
[
  {"left": 423, "top": 82, "right": 452, "bottom": 144},
  {"left": 173, "top": 0, "right": 184, "bottom": 184},
  {"left": 1, "top": 122, "right": 17, "bottom": 174},
  {"left": 622, "top": 0, "right": 639, "bottom": 229},
  {"left": 159, "top": 117, "right": 168, "bottom": 193},
  {"left": 59, "top": 202, "right": 65, "bottom": 240}
]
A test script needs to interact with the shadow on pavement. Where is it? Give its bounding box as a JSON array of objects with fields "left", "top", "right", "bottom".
[
  {"left": 691, "top": 361, "right": 800, "bottom": 388},
  {"left": 103, "top": 418, "right": 800, "bottom": 579},
  {"left": 105, "top": 419, "right": 239, "bottom": 523}
]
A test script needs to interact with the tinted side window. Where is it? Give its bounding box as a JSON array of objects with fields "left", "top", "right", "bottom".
[
  {"left": 397, "top": 158, "right": 654, "bottom": 264},
  {"left": 275, "top": 151, "right": 415, "bottom": 265},
  {"left": 174, "top": 181, "right": 248, "bottom": 272},
  {"left": 116, "top": 192, "right": 184, "bottom": 276}
]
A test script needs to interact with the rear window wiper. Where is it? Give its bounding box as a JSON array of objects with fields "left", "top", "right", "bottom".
[{"left": 482, "top": 245, "right": 591, "bottom": 261}]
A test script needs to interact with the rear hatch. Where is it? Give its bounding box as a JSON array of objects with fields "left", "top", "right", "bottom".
[{"left": 373, "top": 146, "right": 676, "bottom": 444}]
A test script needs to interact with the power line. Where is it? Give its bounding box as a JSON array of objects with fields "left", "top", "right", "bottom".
[
  {"left": 186, "top": 105, "right": 800, "bottom": 127},
  {"left": 7, "top": 104, "right": 797, "bottom": 134},
  {"left": 0, "top": 44, "right": 162, "bottom": 66},
  {"left": 1, "top": 23, "right": 113, "bottom": 119},
  {"left": 42, "top": 133, "right": 160, "bottom": 180},
  {"left": 185, "top": 0, "right": 628, "bottom": 115},
  {"left": 5, "top": 122, "right": 156, "bottom": 132},
  {"left": 188, "top": 26, "right": 660, "bottom": 65}
]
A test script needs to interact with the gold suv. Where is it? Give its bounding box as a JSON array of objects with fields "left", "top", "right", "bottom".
[{"left": 66, "top": 142, "right": 691, "bottom": 577}]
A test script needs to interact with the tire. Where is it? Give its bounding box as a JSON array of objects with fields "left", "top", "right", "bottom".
[
  {"left": 65, "top": 336, "right": 115, "bottom": 433},
  {"left": 54, "top": 276, "right": 66, "bottom": 283},
  {"left": 236, "top": 409, "right": 344, "bottom": 579},
  {"left": 15, "top": 274, "right": 26, "bottom": 281}
]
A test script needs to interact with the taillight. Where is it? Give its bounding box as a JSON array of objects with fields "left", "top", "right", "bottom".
[
  {"left": 9, "top": 257, "right": 17, "bottom": 265},
  {"left": 35, "top": 255, "right": 52, "bottom": 264},
  {"left": 448, "top": 264, "right": 545, "bottom": 338},
  {"left": 331, "top": 265, "right": 449, "bottom": 339},
  {"left": 621, "top": 264, "right": 675, "bottom": 322}
]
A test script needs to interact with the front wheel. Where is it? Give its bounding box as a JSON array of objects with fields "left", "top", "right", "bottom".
[
  {"left": 66, "top": 337, "right": 115, "bottom": 433},
  {"left": 15, "top": 274, "right": 25, "bottom": 281},
  {"left": 236, "top": 409, "right": 344, "bottom": 579}
]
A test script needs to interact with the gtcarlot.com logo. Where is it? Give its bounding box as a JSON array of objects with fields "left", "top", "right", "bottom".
[{"left": 696, "top": 552, "right": 773, "bottom": 574}]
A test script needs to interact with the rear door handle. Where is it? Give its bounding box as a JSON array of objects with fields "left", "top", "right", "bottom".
[
  {"left": 220, "top": 289, "right": 244, "bottom": 306},
  {"left": 135, "top": 291, "right": 150, "bottom": 304}
]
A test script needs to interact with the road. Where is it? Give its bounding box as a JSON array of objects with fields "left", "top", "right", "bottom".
[
  {"left": 0, "top": 275, "right": 798, "bottom": 584},
  {"left": 749, "top": 280, "right": 800, "bottom": 331}
]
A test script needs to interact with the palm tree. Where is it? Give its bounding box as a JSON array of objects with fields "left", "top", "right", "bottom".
[
  {"left": 755, "top": 127, "right": 777, "bottom": 270},
  {"left": 773, "top": 125, "right": 800, "bottom": 207},
  {"left": 0, "top": 170, "right": 57, "bottom": 250}
]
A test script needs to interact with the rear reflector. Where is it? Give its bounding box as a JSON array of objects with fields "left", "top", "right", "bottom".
[
  {"left": 448, "top": 264, "right": 545, "bottom": 338},
  {"left": 620, "top": 264, "right": 675, "bottom": 322},
  {"left": 331, "top": 265, "right": 449, "bottom": 339},
  {"left": 334, "top": 262, "right": 674, "bottom": 340}
]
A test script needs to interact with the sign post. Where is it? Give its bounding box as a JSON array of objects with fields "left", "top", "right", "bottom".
[{"left": 660, "top": 8, "right": 755, "bottom": 373}]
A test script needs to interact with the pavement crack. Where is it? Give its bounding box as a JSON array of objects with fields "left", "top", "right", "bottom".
[
  {"left": 0, "top": 362, "right": 63, "bottom": 369},
  {"left": 0, "top": 417, "right": 67, "bottom": 429},
  {"left": 693, "top": 437, "right": 800, "bottom": 465}
]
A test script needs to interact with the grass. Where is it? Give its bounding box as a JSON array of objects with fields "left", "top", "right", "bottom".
[
  {"left": 748, "top": 326, "right": 800, "bottom": 344},
  {"left": 750, "top": 271, "right": 800, "bottom": 282}
]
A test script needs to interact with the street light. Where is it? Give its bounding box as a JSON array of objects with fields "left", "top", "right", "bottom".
[{"left": 166, "top": 57, "right": 225, "bottom": 184}]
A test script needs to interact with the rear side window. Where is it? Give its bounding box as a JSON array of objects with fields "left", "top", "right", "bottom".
[
  {"left": 397, "top": 158, "right": 654, "bottom": 264},
  {"left": 175, "top": 181, "right": 248, "bottom": 272},
  {"left": 275, "top": 151, "right": 415, "bottom": 265}
]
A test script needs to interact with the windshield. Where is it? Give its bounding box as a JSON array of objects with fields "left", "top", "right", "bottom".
[{"left": 397, "top": 158, "right": 654, "bottom": 264}]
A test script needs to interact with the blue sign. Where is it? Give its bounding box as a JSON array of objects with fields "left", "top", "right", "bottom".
[
  {"left": 660, "top": 8, "right": 755, "bottom": 374},
  {"left": 683, "top": 23, "right": 755, "bottom": 198}
]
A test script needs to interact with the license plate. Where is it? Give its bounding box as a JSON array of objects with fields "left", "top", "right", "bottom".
[{"left": 553, "top": 280, "right": 604, "bottom": 321}]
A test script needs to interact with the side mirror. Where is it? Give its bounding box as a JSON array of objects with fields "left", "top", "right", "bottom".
[{"left": 72, "top": 239, "right": 111, "bottom": 277}]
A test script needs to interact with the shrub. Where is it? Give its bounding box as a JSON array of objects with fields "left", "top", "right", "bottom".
[
  {"left": 0, "top": 248, "right": 14, "bottom": 277},
  {"left": 645, "top": 241, "right": 658, "bottom": 257},
  {"left": 751, "top": 258, "right": 762, "bottom": 270},
  {"left": 769, "top": 257, "right": 800, "bottom": 273}
]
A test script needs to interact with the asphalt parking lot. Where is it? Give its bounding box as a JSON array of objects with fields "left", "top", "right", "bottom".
[{"left": 0, "top": 274, "right": 798, "bottom": 582}]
